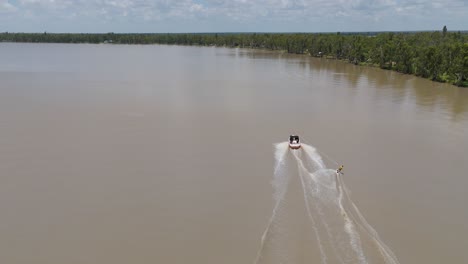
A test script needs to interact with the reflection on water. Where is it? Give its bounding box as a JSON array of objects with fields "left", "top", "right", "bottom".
[
  {"left": 0, "top": 43, "right": 467, "bottom": 264},
  {"left": 232, "top": 48, "right": 468, "bottom": 122}
]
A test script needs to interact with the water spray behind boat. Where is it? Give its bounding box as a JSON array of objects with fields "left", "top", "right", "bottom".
[{"left": 254, "top": 136, "right": 400, "bottom": 264}]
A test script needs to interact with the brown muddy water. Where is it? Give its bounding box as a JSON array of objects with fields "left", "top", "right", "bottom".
[{"left": 1, "top": 43, "right": 467, "bottom": 264}]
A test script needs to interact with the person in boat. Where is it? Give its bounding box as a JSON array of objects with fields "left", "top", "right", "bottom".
[
  {"left": 289, "top": 135, "right": 299, "bottom": 144},
  {"left": 336, "top": 165, "right": 344, "bottom": 174}
]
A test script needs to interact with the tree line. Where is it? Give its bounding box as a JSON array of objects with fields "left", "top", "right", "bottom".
[{"left": 1, "top": 29, "right": 467, "bottom": 87}]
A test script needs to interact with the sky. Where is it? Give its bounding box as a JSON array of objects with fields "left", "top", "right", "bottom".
[{"left": 0, "top": 0, "right": 467, "bottom": 33}]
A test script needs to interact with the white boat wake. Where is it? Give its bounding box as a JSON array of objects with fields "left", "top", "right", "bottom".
[{"left": 254, "top": 142, "right": 400, "bottom": 264}]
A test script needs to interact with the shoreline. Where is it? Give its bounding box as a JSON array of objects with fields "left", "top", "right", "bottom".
[{"left": 2, "top": 34, "right": 467, "bottom": 88}]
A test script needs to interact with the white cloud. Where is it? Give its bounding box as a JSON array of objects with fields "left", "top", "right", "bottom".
[
  {"left": 2, "top": 0, "right": 467, "bottom": 32},
  {"left": 0, "top": 0, "right": 17, "bottom": 13}
]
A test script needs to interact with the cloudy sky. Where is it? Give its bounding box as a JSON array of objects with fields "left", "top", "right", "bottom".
[{"left": 1, "top": 0, "right": 467, "bottom": 33}]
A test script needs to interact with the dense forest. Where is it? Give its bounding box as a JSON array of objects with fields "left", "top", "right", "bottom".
[{"left": 2, "top": 28, "right": 467, "bottom": 87}]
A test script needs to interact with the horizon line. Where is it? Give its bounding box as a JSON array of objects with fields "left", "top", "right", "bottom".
[{"left": 3, "top": 30, "right": 468, "bottom": 34}]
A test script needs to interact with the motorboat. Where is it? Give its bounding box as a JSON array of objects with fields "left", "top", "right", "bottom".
[{"left": 289, "top": 135, "right": 301, "bottom": 149}]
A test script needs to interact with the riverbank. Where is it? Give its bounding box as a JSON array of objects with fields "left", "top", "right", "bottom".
[{"left": 2, "top": 32, "right": 467, "bottom": 87}]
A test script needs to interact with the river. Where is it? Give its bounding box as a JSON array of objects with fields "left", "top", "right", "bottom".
[{"left": 1, "top": 43, "right": 467, "bottom": 264}]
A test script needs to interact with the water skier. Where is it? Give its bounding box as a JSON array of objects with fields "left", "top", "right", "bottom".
[{"left": 336, "top": 165, "right": 344, "bottom": 175}]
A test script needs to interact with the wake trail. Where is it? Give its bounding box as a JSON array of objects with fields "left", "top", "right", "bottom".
[
  {"left": 300, "top": 145, "right": 368, "bottom": 264},
  {"left": 254, "top": 142, "right": 290, "bottom": 264},
  {"left": 293, "top": 150, "right": 345, "bottom": 264},
  {"left": 255, "top": 142, "right": 400, "bottom": 264},
  {"left": 337, "top": 175, "right": 400, "bottom": 264},
  {"left": 294, "top": 150, "right": 328, "bottom": 264}
]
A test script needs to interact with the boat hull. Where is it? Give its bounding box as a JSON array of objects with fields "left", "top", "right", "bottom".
[{"left": 289, "top": 143, "right": 301, "bottom": 149}]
